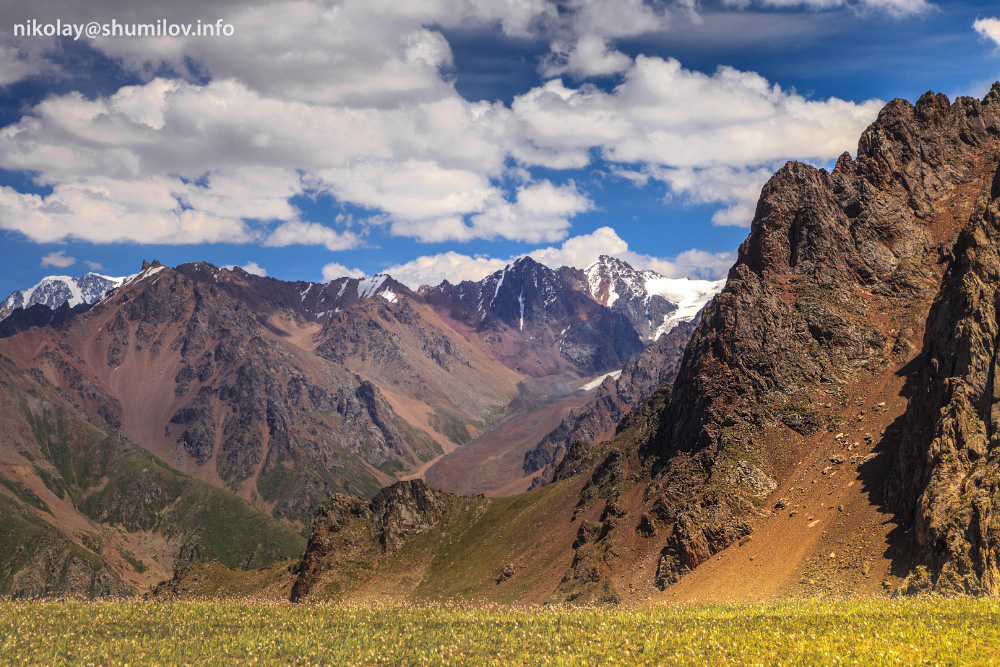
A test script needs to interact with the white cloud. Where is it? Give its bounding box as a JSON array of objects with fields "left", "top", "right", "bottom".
[
  {"left": 668, "top": 248, "right": 738, "bottom": 280},
  {"left": 654, "top": 165, "right": 774, "bottom": 227},
  {"left": 859, "top": 0, "right": 932, "bottom": 15},
  {"left": 527, "top": 226, "right": 628, "bottom": 269},
  {"left": 0, "top": 2, "right": 883, "bottom": 246},
  {"left": 512, "top": 57, "right": 882, "bottom": 170},
  {"left": 528, "top": 226, "right": 734, "bottom": 279},
  {"left": 385, "top": 226, "right": 735, "bottom": 288},
  {"left": 222, "top": 261, "right": 268, "bottom": 276},
  {"left": 467, "top": 180, "right": 593, "bottom": 243},
  {"left": 0, "top": 40, "right": 58, "bottom": 86},
  {"left": 0, "top": 179, "right": 255, "bottom": 245},
  {"left": 264, "top": 221, "right": 360, "bottom": 251},
  {"left": 543, "top": 35, "right": 633, "bottom": 78},
  {"left": 384, "top": 251, "right": 508, "bottom": 288},
  {"left": 511, "top": 57, "right": 880, "bottom": 217},
  {"left": 321, "top": 262, "right": 366, "bottom": 282},
  {"left": 40, "top": 250, "right": 76, "bottom": 268},
  {"left": 975, "top": 18, "right": 1000, "bottom": 47},
  {"left": 85, "top": 260, "right": 104, "bottom": 271}
]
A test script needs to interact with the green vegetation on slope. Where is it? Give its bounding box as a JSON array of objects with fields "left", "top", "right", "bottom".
[
  {"left": 23, "top": 404, "right": 306, "bottom": 571},
  {"left": 0, "top": 598, "right": 996, "bottom": 666},
  {"left": 0, "top": 495, "right": 116, "bottom": 597}
]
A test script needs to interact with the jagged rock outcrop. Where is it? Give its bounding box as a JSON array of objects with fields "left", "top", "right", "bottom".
[
  {"left": 289, "top": 479, "right": 453, "bottom": 601},
  {"left": 887, "top": 195, "right": 1000, "bottom": 594},
  {"left": 134, "top": 85, "right": 1000, "bottom": 606},
  {"left": 643, "top": 87, "right": 1000, "bottom": 586}
]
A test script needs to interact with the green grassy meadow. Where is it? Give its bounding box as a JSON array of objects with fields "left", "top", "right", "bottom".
[{"left": 0, "top": 598, "right": 996, "bottom": 666}]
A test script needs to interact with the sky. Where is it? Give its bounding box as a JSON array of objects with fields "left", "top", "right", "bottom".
[{"left": 1, "top": 0, "right": 999, "bottom": 295}]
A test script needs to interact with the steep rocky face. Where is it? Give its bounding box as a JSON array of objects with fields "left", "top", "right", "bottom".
[
  {"left": 423, "top": 256, "right": 644, "bottom": 376},
  {"left": 523, "top": 317, "right": 699, "bottom": 479},
  {"left": 886, "top": 196, "right": 1000, "bottom": 594},
  {"left": 145, "top": 86, "right": 1000, "bottom": 607},
  {"left": 642, "top": 88, "right": 1000, "bottom": 586}
]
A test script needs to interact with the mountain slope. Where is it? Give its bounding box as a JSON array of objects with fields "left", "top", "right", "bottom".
[
  {"left": 422, "top": 256, "right": 645, "bottom": 377},
  {"left": 0, "top": 351, "right": 304, "bottom": 597},
  {"left": 522, "top": 317, "right": 699, "bottom": 482},
  {"left": 0, "top": 262, "right": 446, "bottom": 527}
]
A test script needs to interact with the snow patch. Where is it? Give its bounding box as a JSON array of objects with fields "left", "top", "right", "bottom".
[
  {"left": 2, "top": 272, "right": 132, "bottom": 313},
  {"left": 518, "top": 289, "right": 525, "bottom": 331},
  {"left": 357, "top": 275, "right": 388, "bottom": 300},
  {"left": 645, "top": 276, "right": 724, "bottom": 338},
  {"left": 491, "top": 266, "right": 507, "bottom": 304},
  {"left": 135, "top": 265, "right": 165, "bottom": 283},
  {"left": 380, "top": 289, "right": 397, "bottom": 304},
  {"left": 581, "top": 370, "right": 622, "bottom": 391}
]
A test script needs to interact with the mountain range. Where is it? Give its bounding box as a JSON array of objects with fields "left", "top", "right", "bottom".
[{"left": 0, "top": 253, "right": 718, "bottom": 595}]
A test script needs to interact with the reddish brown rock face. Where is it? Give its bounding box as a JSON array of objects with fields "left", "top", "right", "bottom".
[{"left": 642, "top": 86, "right": 1000, "bottom": 590}]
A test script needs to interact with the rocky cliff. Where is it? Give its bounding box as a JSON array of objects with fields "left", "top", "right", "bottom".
[{"left": 642, "top": 87, "right": 1000, "bottom": 587}]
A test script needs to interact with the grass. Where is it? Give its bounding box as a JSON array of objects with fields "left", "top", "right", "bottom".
[{"left": 1, "top": 598, "right": 998, "bottom": 666}]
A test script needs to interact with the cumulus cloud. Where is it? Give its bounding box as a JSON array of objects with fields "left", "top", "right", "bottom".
[
  {"left": 511, "top": 58, "right": 880, "bottom": 220},
  {"left": 321, "top": 262, "right": 366, "bottom": 282},
  {"left": 975, "top": 18, "right": 1000, "bottom": 47},
  {"left": 467, "top": 180, "right": 593, "bottom": 243},
  {"left": 542, "top": 35, "right": 633, "bottom": 78},
  {"left": 40, "top": 250, "right": 76, "bottom": 269},
  {"left": 0, "top": 40, "right": 58, "bottom": 86},
  {"left": 0, "top": 179, "right": 255, "bottom": 245},
  {"left": 653, "top": 165, "right": 774, "bottom": 227},
  {"left": 85, "top": 261, "right": 104, "bottom": 271},
  {"left": 527, "top": 226, "right": 734, "bottom": 279},
  {"left": 0, "top": 1, "right": 883, "bottom": 248},
  {"left": 222, "top": 261, "right": 268, "bottom": 276},
  {"left": 264, "top": 221, "right": 360, "bottom": 251},
  {"left": 383, "top": 251, "right": 508, "bottom": 288},
  {"left": 512, "top": 57, "right": 882, "bottom": 170},
  {"left": 385, "top": 226, "right": 735, "bottom": 288}
]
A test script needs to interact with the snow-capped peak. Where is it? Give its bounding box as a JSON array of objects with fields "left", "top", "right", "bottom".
[
  {"left": 1, "top": 272, "right": 132, "bottom": 318},
  {"left": 584, "top": 255, "right": 723, "bottom": 340}
]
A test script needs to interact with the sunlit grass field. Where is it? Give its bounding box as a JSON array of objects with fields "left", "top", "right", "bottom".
[{"left": 1, "top": 597, "right": 997, "bottom": 666}]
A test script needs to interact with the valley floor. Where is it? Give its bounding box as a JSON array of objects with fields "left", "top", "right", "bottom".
[{"left": 1, "top": 598, "right": 995, "bottom": 665}]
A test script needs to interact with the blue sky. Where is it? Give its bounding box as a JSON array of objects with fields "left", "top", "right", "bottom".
[{"left": 0, "top": 0, "right": 998, "bottom": 295}]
